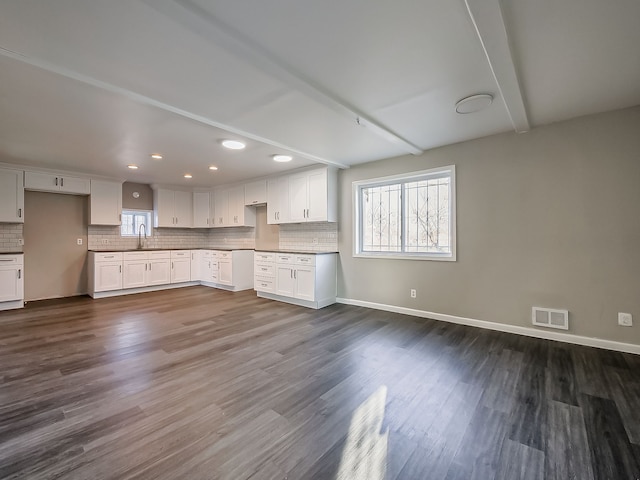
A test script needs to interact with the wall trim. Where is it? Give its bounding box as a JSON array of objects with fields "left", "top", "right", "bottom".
[{"left": 335, "top": 297, "right": 640, "bottom": 355}]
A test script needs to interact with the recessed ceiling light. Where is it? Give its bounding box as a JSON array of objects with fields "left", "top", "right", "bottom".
[
  {"left": 273, "top": 154, "right": 293, "bottom": 163},
  {"left": 150, "top": 153, "right": 163, "bottom": 160},
  {"left": 455, "top": 94, "right": 493, "bottom": 114},
  {"left": 221, "top": 139, "right": 246, "bottom": 150},
  {"left": 184, "top": 174, "right": 193, "bottom": 179},
  {"left": 209, "top": 166, "right": 218, "bottom": 171},
  {"left": 127, "top": 164, "right": 139, "bottom": 169}
]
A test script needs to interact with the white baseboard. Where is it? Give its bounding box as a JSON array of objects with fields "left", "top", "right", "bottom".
[{"left": 335, "top": 297, "right": 640, "bottom": 355}]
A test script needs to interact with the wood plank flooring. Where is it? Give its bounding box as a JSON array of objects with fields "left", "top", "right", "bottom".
[{"left": 1, "top": 286, "right": 639, "bottom": 479}]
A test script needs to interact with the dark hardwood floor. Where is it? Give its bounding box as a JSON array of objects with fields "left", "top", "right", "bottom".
[{"left": 1, "top": 286, "right": 639, "bottom": 479}]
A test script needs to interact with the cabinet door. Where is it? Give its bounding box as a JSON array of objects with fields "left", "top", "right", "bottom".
[
  {"left": 306, "top": 169, "right": 327, "bottom": 222},
  {"left": 193, "top": 192, "right": 210, "bottom": 228},
  {"left": 123, "top": 261, "right": 148, "bottom": 289},
  {"left": 288, "top": 173, "right": 308, "bottom": 222},
  {"left": 90, "top": 180, "right": 122, "bottom": 225},
  {"left": 24, "top": 171, "right": 60, "bottom": 192},
  {"left": 294, "top": 266, "right": 316, "bottom": 301},
  {"left": 190, "top": 251, "right": 201, "bottom": 281},
  {"left": 95, "top": 262, "right": 122, "bottom": 292},
  {"left": 275, "top": 265, "right": 295, "bottom": 297},
  {"left": 174, "top": 191, "right": 192, "bottom": 227},
  {"left": 0, "top": 265, "right": 23, "bottom": 302},
  {"left": 213, "top": 189, "right": 229, "bottom": 227},
  {"left": 155, "top": 189, "right": 175, "bottom": 227},
  {"left": 0, "top": 168, "right": 24, "bottom": 223},
  {"left": 171, "top": 258, "right": 191, "bottom": 283},
  {"left": 228, "top": 187, "right": 244, "bottom": 225},
  {"left": 59, "top": 176, "right": 90, "bottom": 195},
  {"left": 267, "top": 177, "right": 290, "bottom": 225},
  {"left": 244, "top": 180, "right": 266, "bottom": 205},
  {"left": 148, "top": 259, "right": 171, "bottom": 285},
  {"left": 218, "top": 260, "right": 232, "bottom": 285}
]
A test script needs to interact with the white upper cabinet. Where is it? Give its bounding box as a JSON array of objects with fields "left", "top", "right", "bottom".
[
  {"left": 288, "top": 167, "right": 337, "bottom": 223},
  {"left": 24, "top": 171, "right": 90, "bottom": 195},
  {"left": 154, "top": 188, "right": 193, "bottom": 228},
  {"left": 212, "top": 186, "right": 255, "bottom": 227},
  {"left": 193, "top": 192, "right": 211, "bottom": 228},
  {"left": 0, "top": 168, "right": 24, "bottom": 223},
  {"left": 267, "top": 176, "right": 290, "bottom": 225},
  {"left": 89, "top": 180, "right": 122, "bottom": 225},
  {"left": 244, "top": 180, "right": 267, "bottom": 206}
]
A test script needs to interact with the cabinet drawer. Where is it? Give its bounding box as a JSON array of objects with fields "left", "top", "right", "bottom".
[
  {"left": 0, "top": 255, "right": 23, "bottom": 266},
  {"left": 149, "top": 250, "right": 171, "bottom": 259},
  {"left": 95, "top": 252, "right": 123, "bottom": 262},
  {"left": 254, "top": 252, "right": 275, "bottom": 262},
  {"left": 254, "top": 276, "right": 275, "bottom": 293},
  {"left": 124, "top": 251, "right": 148, "bottom": 260},
  {"left": 171, "top": 250, "right": 190, "bottom": 258},
  {"left": 254, "top": 263, "right": 274, "bottom": 277},
  {"left": 295, "top": 255, "right": 315, "bottom": 266},
  {"left": 276, "top": 254, "right": 295, "bottom": 264}
]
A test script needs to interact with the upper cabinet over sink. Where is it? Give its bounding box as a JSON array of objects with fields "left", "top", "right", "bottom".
[{"left": 153, "top": 188, "right": 193, "bottom": 228}]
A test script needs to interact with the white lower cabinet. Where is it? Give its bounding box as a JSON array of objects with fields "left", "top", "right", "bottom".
[
  {"left": 190, "top": 250, "right": 202, "bottom": 281},
  {"left": 123, "top": 252, "right": 149, "bottom": 289},
  {"left": 256, "top": 252, "right": 337, "bottom": 309},
  {"left": 200, "top": 250, "right": 253, "bottom": 291},
  {"left": 171, "top": 251, "right": 191, "bottom": 284},
  {"left": 89, "top": 252, "right": 123, "bottom": 294},
  {"left": 148, "top": 251, "right": 171, "bottom": 286},
  {"left": 0, "top": 254, "right": 24, "bottom": 310}
]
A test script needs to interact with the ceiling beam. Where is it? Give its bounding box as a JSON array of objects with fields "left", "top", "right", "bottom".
[
  {"left": 465, "top": 0, "right": 530, "bottom": 133},
  {"left": 144, "top": 0, "right": 423, "bottom": 156},
  {"left": 0, "top": 46, "right": 348, "bottom": 169}
]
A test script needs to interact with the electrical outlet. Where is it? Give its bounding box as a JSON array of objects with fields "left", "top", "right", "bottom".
[
  {"left": 18, "top": 239, "right": 24, "bottom": 246},
  {"left": 618, "top": 312, "right": 633, "bottom": 327},
  {"left": 77, "top": 238, "right": 83, "bottom": 245},
  {"left": 312, "top": 238, "right": 318, "bottom": 244},
  {"left": 410, "top": 289, "right": 417, "bottom": 298},
  {"left": 101, "top": 239, "right": 109, "bottom": 245}
]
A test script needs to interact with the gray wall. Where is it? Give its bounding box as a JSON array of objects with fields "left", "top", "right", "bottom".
[
  {"left": 337, "top": 106, "right": 640, "bottom": 345},
  {"left": 24, "top": 191, "right": 88, "bottom": 300},
  {"left": 122, "top": 182, "right": 153, "bottom": 210}
]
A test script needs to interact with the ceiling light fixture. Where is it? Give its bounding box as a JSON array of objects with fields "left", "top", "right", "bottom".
[
  {"left": 150, "top": 153, "right": 163, "bottom": 160},
  {"left": 127, "top": 164, "right": 139, "bottom": 169},
  {"left": 455, "top": 94, "right": 493, "bottom": 114},
  {"left": 273, "top": 154, "right": 293, "bottom": 163},
  {"left": 209, "top": 166, "right": 218, "bottom": 171},
  {"left": 221, "top": 139, "right": 246, "bottom": 150},
  {"left": 184, "top": 174, "right": 193, "bottom": 179}
]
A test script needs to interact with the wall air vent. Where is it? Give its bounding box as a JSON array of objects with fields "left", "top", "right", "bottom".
[{"left": 532, "top": 307, "right": 569, "bottom": 330}]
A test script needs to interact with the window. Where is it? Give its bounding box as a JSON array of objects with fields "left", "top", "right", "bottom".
[
  {"left": 353, "top": 165, "right": 456, "bottom": 260},
  {"left": 121, "top": 210, "right": 152, "bottom": 237}
]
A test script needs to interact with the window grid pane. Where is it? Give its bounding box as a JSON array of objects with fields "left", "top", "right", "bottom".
[
  {"left": 121, "top": 211, "right": 151, "bottom": 237},
  {"left": 358, "top": 169, "right": 453, "bottom": 257}
]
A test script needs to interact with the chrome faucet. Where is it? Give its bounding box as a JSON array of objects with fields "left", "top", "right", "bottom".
[{"left": 137, "top": 223, "right": 147, "bottom": 250}]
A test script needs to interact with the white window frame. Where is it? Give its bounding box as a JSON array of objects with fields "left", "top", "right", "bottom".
[
  {"left": 353, "top": 165, "right": 456, "bottom": 261},
  {"left": 120, "top": 209, "right": 153, "bottom": 237}
]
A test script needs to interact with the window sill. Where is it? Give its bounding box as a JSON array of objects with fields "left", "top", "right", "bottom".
[{"left": 353, "top": 252, "right": 456, "bottom": 262}]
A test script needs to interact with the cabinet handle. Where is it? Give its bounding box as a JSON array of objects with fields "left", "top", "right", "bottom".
[
  {"left": 18, "top": 208, "right": 22, "bottom": 218},
  {"left": 145, "top": 263, "right": 148, "bottom": 271},
  {"left": 149, "top": 263, "right": 152, "bottom": 271},
  {"left": 252, "top": 200, "right": 257, "bottom": 204},
  {"left": 18, "top": 269, "right": 21, "bottom": 279},
  {"left": 104, "top": 255, "right": 114, "bottom": 259},
  {"left": 172, "top": 262, "right": 174, "bottom": 269},
  {"left": 0, "top": 259, "right": 13, "bottom": 262},
  {"left": 119, "top": 265, "right": 122, "bottom": 273},
  {"left": 294, "top": 270, "right": 297, "bottom": 279},
  {"left": 61, "top": 178, "right": 64, "bottom": 187}
]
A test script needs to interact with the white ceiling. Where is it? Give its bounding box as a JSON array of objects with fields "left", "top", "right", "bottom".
[{"left": 0, "top": 0, "right": 638, "bottom": 188}]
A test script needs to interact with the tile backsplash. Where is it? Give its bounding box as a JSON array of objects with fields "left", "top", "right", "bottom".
[
  {"left": 88, "top": 226, "right": 255, "bottom": 250},
  {"left": 279, "top": 222, "right": 338, "bottom": 251},
  {"left": 87, "top": 222, "right": 337, "bottom": 252},
  {"left": 0, "top": 224, "right": 23, "bottom": 252}
]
